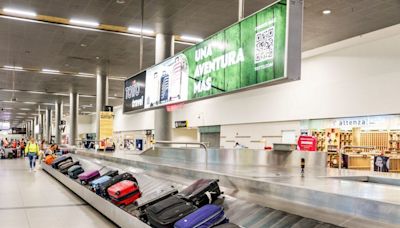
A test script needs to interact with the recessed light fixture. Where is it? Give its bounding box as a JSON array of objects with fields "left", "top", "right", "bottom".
[
  {"left": 76, "top": 72, "right": 95, "bottom": 78},
  {"left": 128, "top": 27, "right": 154, "bottom": 35},
  {"left": 41, "top": 68, "right": 60, "bottom": 74},
  {"left": 322, "top": 9, "right": 331, "bottom": 15},
  {"left": 3, "top": 8, "right": 37, "bottom": 17},
  {"left": 180, "top": 35, "right": 204, "bottom": 43},
  {"left": 3, "top": 65, "right": 23, "bottom": 70},
  {"left": 70, "top": 18, "right": 99, "bottom": 27},
  {"left": 96, "top": 56, "right": 100, "bottom": 60},
  {"left": 116, "top": 0, "right": 126, "bottom": 4},
  {"left": 80, "top": 43, "right": 88, "bottom": 47}
]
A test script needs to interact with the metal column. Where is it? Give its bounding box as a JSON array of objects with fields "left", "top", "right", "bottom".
[
  {"left": 55, "top": 101, "right": 61, "bottom": 144},
  {"left": 69, "top": 92, "right": 78, "bottom": 146},
  {"left": 238, "top": 0, "right": 245, "bottom": 21},
  {"left": 46, "top": 108, "right": 51, "bottom": 143},
  {"left": 34, "top": 116, "right": 38, "bottom": 140},
  {"left": 96, "top": 59, "right": 109, "bottom": 142},
  {"left": 40, "top": 112, "right": 44, "bottom": 141},
  {"left": 154, "top": 34, "right": 174, "bottom": 141}
]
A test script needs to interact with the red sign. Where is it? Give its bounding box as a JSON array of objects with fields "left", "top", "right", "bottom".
[{"left": 297, "top": 136, "right": 317, "bottom": 151}]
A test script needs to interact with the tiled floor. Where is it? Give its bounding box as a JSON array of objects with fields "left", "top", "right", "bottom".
[{"left": 0, "top": 158, "right": 116, "bottom": 228}]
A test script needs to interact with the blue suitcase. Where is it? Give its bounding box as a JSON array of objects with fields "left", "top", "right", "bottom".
[
  {"left": 174, "top": 204, "right": 228, "bottom": 228},
  {"left": 90, "top": 176, "right": 111, "bottom": 194}
]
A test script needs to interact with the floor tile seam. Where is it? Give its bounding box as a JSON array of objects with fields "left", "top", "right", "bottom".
[{"left": 0, "top": 203, "right": 88, "bottom": 210}]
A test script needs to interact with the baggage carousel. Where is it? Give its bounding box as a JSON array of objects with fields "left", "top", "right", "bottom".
[{"left": 43, "top": 154, "right": 341, "bottom": 228}]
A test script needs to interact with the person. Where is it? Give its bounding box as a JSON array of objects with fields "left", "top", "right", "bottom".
[
  {"left": 3, "top": 138, "right": 9, "bottom": 148},
  {"left": 38, "top": 140, "right": 46, "bottom": 164},
  {"left": 20, "top": 139, "right": 25, "bottom": 158},
  {"left": 25, "top": 137, "right": 40, "bottom": 172}
]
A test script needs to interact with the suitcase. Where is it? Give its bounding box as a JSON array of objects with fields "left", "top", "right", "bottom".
[
  {"left": 178, "top": 179, "right": 222, "bottom": 207},
  {"left": 134, "top": 187, "right": 178, "bottom": 223},
  {"left": 146, "top": 196, "right": 197, "bottom": 228},
  {"left": 68, "top": 165, "right": 84, "bottom": 179},
  {"left": 98, "top": 172, "right": 138, "bottom": 199},
  {"left": 44, "top": 155, "right": 56, "bottom": 165},
  {"left": 78, "top": 170, "right": 100, "bottom": 185},
  {"left": 52, "top": 155, "right": 72, "bottom": 169},
  {"left": 107, "top": 180, "right": 141, "bottom": 206},
  {"left": 90, "top": 176, "right": 111, "bottom": 193},
  {"left": 174, "top": 204, "right": 228, "bottom": 228},
  {"left": 101, "top": 169, "right": 119, "bottom": 178},
  {"left": 57, "top": 160, "right": 72, "bottom": 169},
  {"left": 59, "top": 161, "right": 80, "bottom": 174}
]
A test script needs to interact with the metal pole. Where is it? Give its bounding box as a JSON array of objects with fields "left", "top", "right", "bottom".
[
  {"left": 96, "top": 60, "right": 109, "bottom": 142},
  {"left": 139, "top": 0, "right": 144, "bottom": 70},
  {"left": 69, "top": 92, "right": 78, "bottom": 146},
  {"left": 46, "top": 108, "right": 51, "bottom": 143},
  {"left": 238, "top": 0, "right": 245, "bottom": 21},
  {"left": 55, "top": 101, "right": 61, "bottom": 144}
]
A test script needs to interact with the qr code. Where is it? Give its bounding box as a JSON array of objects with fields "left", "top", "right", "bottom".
[{"left": 254, "top": 26, "right": 275, "bottom": 64}]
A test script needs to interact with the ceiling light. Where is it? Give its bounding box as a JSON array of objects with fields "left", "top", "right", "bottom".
[
  {"left": 180, "top": 35, "right": 204, "bottom": 43},
  {"left": 3, "top": 8, "right": 37, "bottom": 17},
  {"left": 41, "top": 68, "right": 60, "bottom": 74},
  {"left": 76, "top": 72, "right": 95, "bottom": 78},
  {"left": 322, "top": 9, "right": 331, "bottom": 15},
  {"left": 116, "top": 0, "right": 126, "bottom": 4},
  {"left": 42, "top": 103, "right": 55, "bottom": 106},
  {"left": 70, "top": 18, "right": 99, "bottom": 27},
  {"left": 3, "top": 65, "right": 23, "bottom": 70},
  {"left": 16, "top": 113, "right": 27, "bottom": 115},
  {"left": 23, "top": 101, "right": 37, "bottom": 104},
  {"left": 19, "top": 108, "right": 32, "bottom": 111},
  {"left": 80, "top": 43, "right": 88, "bottom": 47},
  {"left": 128, "top": 27, "right": 154, "bottom": 35}
]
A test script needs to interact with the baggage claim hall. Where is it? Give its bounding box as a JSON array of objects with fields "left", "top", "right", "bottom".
[{"left": 0, "top": 0, "right": 399, "bottom": 228}]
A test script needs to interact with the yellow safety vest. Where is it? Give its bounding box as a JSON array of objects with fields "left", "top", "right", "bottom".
[{"left": 25, "top": 143, "right": 39, "bottom": 155}]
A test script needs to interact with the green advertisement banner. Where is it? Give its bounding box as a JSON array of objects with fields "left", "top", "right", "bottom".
[
  {"left": 184, "top": 1, "right": 287, "bottom": 99},
  {"left": 124, "top": 0, "right": 294, "bottom": 113}
]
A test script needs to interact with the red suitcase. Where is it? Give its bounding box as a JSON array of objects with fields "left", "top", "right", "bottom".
[{"left": 107, "top": 180, "right": 141, "bottom": 206}]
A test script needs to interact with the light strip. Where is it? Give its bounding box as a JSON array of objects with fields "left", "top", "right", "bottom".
[
  {"left": 128, "top": 27, "right": 154, "bottom": 35},
  {"left": 76, "top": 72, "right": 95, "bottom": 78},
  {"left": 41, "top": 68, "right": 60, "bottom": 74},
  {"left": 180, "top": 35, "right": 204, "bottom": 43},
  {"left": 70, "top": 18, "right": 99, "bottom": 27},
  {"left": 3, "top": 8, "right": 37, "bottom": 17},
  {"left": 3, "top": 65, "right": 23, "bottom": 70}
]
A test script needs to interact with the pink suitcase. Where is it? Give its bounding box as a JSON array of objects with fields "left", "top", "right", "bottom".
[{"left": 78, "top": 170, "right": 100, "bottom": 185}]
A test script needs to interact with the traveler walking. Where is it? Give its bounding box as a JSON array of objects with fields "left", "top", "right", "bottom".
[{"left": 25, "top": 137, "right": 40, "bottom": 172}]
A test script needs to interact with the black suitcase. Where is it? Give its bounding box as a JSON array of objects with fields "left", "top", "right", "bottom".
[
  {"left": 213, "top": 223, "right": 242, "bottom": 228},
  {"left": 68, "top": 165, "right": 84, "bottom": 179},
  {"left": 146, "top": 196, "right": 197, "bottom": 228},
  {"left": 59, "top": 161, "right": 80, "bottom": 174},
  {"left": 178, "top": 179, "right": 222, "bottom": 207},
  {"left": 51, "top": 155, "right": 72, "bottom": 169},
  {"left": 133, "top": 187, "right": 178, "bottom": 223},
  {"left": 98, "top": 172, "right": 138, "bottom": 199},
  {"left": 101, "top": 169, "right": 119, "bottom": 178}
]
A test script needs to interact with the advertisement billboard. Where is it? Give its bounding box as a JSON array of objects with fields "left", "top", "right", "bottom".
[
  {"left": 144, "top": 53, "right": 189, "bottom": 108},
  {"left": 124, "top": 71, "right": 146, "bottom": 112},
  {"left": 123, "top": 0, "right": 302, "bottom": 113},
  {"left": 184, "top": 2, "right": 287, "bottom": 99}
]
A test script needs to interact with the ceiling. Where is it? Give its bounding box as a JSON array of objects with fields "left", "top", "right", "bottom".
[{"left": 0, "top": 0, "right": 399, "bottom": 127}]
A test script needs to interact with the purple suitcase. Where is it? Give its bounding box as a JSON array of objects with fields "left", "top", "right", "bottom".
[
  {"left": 78, "top": 170, "right": 100, "bottom": 185},
  {"left": 174, "top": 204, "right": 228, "bottom": 228}
]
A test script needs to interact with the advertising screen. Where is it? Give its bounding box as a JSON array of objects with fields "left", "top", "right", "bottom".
[
  {"left": 184, "top": 2, "right": 286, "bottom": 99},
  {"left": 124, "top": 71, "right": 146, "bottom": 112},
  {"left": 123, "top": 0, "right": 300, "bottom": 113},
  {"left": 144, "top": 53, "right": 189, "bottom": 108}
]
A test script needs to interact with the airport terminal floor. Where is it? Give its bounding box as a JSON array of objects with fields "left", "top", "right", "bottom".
[{"left": 0, "top": 158, "right": 115, "bottom": 228}]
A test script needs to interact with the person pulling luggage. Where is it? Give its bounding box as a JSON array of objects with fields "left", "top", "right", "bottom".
[{"left": 25, "top": 137, "right": 40, "bottom": 172}]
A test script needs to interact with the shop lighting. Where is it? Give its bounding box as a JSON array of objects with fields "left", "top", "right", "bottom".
[
  {"left": 70, "top": 18, "right": 99, "bottom": 27},
  {"left": 180, "top": 35, "right": 204, "bottom": 43},
  {"left": 41, "top": 68, "right": 60, "bottom": 74},
  {"left": 3, "top": 65, "right": 23, "bottom": 70},
  {"left": 128, "top": 26, "right": 154, "bottom": 35},
  {"left": 3, "top": 8, "right": 37, "bottom": 17},
  {"left": 322, "top": 9, "right": 331, "bottom": 15}
]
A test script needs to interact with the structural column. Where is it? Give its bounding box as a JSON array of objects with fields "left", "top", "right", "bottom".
[
  {"left": 95, "top": 59, "right": 109, "bottom": 141},
  {"left": 69, "top": 92, "right": 78, "bottom": 146},
  {"left": 40, "top": 111, "right": 44, "bottom": 141},
  {"left": 26, "top": 121, "right": 30, "bottom": 138},
  {"left": 55, "top": 101, "right": 62, "bottom": 144},
  {"left": 46, "top": 108, "right": 51, "bottom": 143},
  {"left": 154, "top": 34, "right": 174, "bottom": 141},
  {"left": 34, "top": 116, "right": 38, "bottom": 140}
]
